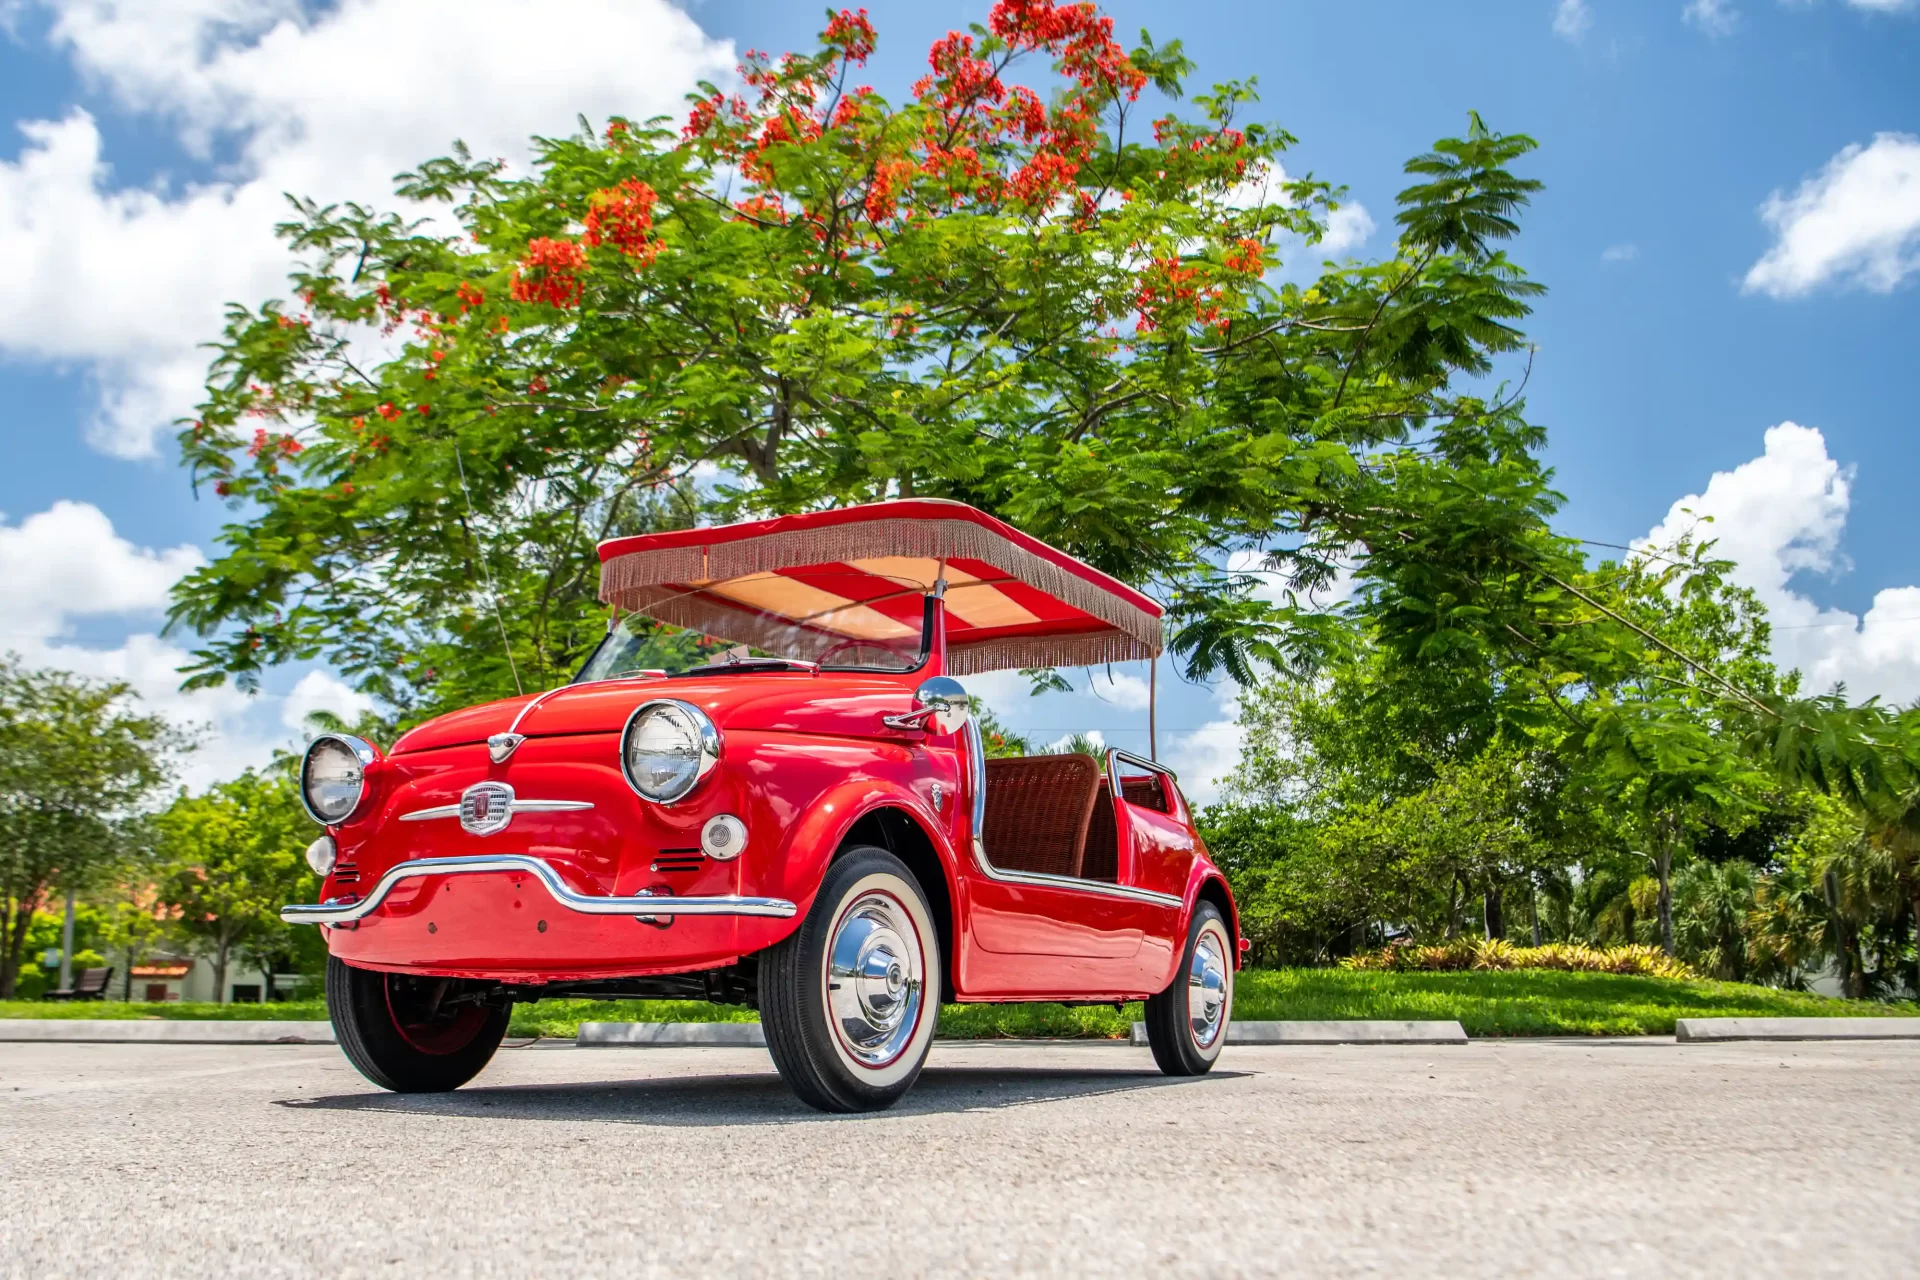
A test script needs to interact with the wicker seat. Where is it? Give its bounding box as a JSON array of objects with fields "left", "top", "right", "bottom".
[{"left": 981, "top": 754, "right": 1103, "bottom": 878}]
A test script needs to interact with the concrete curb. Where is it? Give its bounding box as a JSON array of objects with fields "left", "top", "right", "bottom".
[
  {"left": 577, "top": 1021, "right": 767, "bottom": 1047},
  {"left": 1675, "top": 1017, "right": 1920, "bottom": 1043},
  {"left": 0, "top": 1019, "right": 336, "bottom": 1044},
  {"left": 1129, "top": 1019, "right": 1469, "bottom": 1046}
]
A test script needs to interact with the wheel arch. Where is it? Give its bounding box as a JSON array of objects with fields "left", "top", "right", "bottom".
[
  {"left": 837, "top": 805, "right": 960, "bottom": 1004},
  {"left": 1191, "top": 874, "right": 1242, "bottom": 970}
]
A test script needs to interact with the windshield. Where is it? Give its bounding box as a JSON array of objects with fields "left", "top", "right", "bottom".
[{"left": 573, "top": 602, "right": 930, "bottom": 683}]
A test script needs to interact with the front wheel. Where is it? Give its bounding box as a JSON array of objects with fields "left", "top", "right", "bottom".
[
  {"left": 1143, "top": 903, "right": 1233, "bottom": 1076},
  {"left": 760, "top": 846, "right": 941, "bottom": 1113},
  {"left": 326, "top": 956, "right": 509, "bottom": 1093}
]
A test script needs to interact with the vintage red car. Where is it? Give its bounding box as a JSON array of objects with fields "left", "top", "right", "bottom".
[{"left": 285, "top": 499, "right": 1240, "bottom": 1111}]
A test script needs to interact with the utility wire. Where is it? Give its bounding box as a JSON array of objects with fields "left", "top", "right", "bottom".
[{"left": 453, "top": 445, "right": 523, "bottom": 696}]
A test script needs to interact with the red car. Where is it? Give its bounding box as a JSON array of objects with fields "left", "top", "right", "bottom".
[{"left": 285, "top": 499, "right": 1240, "bottom": 1111}]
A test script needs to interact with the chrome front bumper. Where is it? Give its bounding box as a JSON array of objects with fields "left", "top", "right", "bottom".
[{"left": 280, "top": 854, "right": 798, "bottom": 925}]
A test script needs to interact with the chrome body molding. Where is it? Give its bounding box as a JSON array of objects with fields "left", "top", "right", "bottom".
[
  {"left": 961, "top": 720, "right": 1184, "bottom": 910},
  {"left": 398, "top": 798, "right": 594, "bottom": 822},
  {"left": 964, "top": 839, "right": 1185, "bottom": 908},
  {"left": 280, "top": 854, "right": 798, "bottom": 925}
]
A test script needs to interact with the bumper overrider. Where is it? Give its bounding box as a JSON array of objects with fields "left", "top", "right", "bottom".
[{"left": 280, "top": 854, "right": 798, "bottom": 926}]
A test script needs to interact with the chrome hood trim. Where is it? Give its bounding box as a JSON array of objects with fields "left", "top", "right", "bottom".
[{"left": 281, "top": 854, "right": 797, "bottom": 925}]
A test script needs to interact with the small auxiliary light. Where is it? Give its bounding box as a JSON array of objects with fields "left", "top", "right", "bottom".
[
  {"left": 700, "top": 814, "right": 748, "bottom": 860},
  {"left": 305, "top": 834, "right": 338, "bottom": 877}
]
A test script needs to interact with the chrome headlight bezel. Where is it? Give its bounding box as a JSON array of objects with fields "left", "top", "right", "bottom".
[
  {"left": 299, "top": 733, "right": 377, "bottom": 826},
  {"left": 619, "top": 699, "right": 720, "bottom": 805}
]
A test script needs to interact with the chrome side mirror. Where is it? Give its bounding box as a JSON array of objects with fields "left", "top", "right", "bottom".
[
  {"left": 884, "top": 676, "right": 972, "bottom": 736},
  {"left": 916, "top": 677, "right": 972, "bottom": 735}
]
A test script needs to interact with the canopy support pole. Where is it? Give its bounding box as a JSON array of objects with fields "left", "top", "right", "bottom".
[{"left": 1148, "top": 655, "right": 1158, "bottom": 761}]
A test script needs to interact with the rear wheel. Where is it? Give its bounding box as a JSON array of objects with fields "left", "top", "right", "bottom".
[
  {"left": 1143, "top": 903, "right": 1233, "bottom": 1076},
  {"left": 760, "top": 846, "right": 941, "bottom": 1113},
  {"left": 326, "top": 956, "right": 509, "bottom": 1092}
]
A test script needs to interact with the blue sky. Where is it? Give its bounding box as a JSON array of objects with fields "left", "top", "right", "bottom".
[{"left": 1, "top": 0, "right": 1916, "bottom": 794}]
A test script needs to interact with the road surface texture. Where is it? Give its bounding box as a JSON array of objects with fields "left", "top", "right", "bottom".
[{"left": 4, "top": 1037, "right": 1916, "bottom": 1277}]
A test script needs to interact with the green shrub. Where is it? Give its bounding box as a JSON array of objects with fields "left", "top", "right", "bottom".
[{"left": 1342, "top": 938, "right": 1696, "bottom": 980}]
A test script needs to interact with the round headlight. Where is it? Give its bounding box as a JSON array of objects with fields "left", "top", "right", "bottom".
[
  {"left": 621, "top": 700, "right": 719, "bottom": 804},
  {"left": 301, "top": 735, "right": 372, "bottom": 824}
]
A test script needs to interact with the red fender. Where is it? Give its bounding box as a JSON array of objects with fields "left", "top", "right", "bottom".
[{"left": 764, "top": 777, "right": 963, "bottom": 922}]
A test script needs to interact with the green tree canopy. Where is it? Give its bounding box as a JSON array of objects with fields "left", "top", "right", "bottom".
[
  {"left": 170, "top": 2, "right": 1548, "bottom": 728},
  {"left": 0, "top": 656, "right": 184, "bottom": 996}
]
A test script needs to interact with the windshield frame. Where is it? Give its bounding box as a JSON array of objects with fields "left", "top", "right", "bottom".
[{"left": 571, "top": 594, "right": 936, "bottom": 685}]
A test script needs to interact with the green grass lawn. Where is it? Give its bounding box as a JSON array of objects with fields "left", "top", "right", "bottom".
[{"left": 3, "top": 969, "right": 1912, "bottom": 1038}]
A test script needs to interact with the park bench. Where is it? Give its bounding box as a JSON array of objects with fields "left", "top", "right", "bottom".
[{"left": 44, "top": 966, "right": 113, "bottom": 1001}]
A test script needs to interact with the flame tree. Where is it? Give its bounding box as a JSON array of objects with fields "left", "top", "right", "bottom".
[{"left": 170, "top": 2, "right": 1544, "bottom": 717}]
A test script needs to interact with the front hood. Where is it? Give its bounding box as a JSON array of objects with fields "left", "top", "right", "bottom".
[{"left": 388, "top": 672, "right": 921, "bottom": 754}]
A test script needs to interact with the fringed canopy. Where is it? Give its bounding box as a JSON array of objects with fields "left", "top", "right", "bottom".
[{"left": 596, "top": 499, "right": 1163, "bottom": 675}]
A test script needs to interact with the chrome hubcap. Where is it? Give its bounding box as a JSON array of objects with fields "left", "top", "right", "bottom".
[
  {"left": 1188, "top": 927, "right": 1229, "bottom": 1050},
  {"left": 826, "top": 891, "right": 925, "bottom": 1068}
]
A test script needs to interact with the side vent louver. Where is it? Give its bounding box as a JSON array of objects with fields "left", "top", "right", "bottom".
[
  {"left": 333, "top": 863, "right": 361, "bottom": 885},
  {"left": 650, "top": 849, "right": 705, "bottom": 874}
]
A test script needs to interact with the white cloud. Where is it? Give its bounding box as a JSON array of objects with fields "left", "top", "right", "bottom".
[
  {"left": 0, "top": 500, "right": 367, "bottom": 787},
  {"left": 1743, "top": 133, "right": 1920, "bottom": 298},
  {"left": 1640, "top": 422, "right": 1920, "bottom": 702},
  {"left": 280, "top": 670, "right": 374, "bottom": 734},
  {"left": 1684, "top": 0, "right": 1740, "bottom": 35},
  {"left": 1842, "top": 0, "right": 1915, "bottom": 12},
  {"left": 1083, "top": 668, "right": 1152, "bottom": 712},
  {"left": 1044, "top": 728, "right": 1106, "bottom": 753},
  {"left": 1165, "top": 686, "right": 1244, "bottom": 807},
  {"left": 1553, "top": 0, "right": 1593, "bottom": 41},
  {"left": 0, "top": 0, "right": 734, "bottom": 457},
  {"left": 1601, "top": 243, "right": 1639, "bottom": 263}
]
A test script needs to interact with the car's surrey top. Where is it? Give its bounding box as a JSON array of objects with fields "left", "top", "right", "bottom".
[{"left": 596, "top": 499, "right": 1162, "bottom": 676}]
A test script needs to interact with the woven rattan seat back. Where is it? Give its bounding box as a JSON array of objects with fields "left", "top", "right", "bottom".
[
  {"left": 981, "top": 754, "right": 1103, "bottom": 879},
  {"left": 1081, "top": 787, "right": 1120, "bottom": 882}
]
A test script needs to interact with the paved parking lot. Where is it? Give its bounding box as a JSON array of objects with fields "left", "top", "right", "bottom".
[{"left": 4, "top": 1036, "right": 1917, "bottom": 1277}]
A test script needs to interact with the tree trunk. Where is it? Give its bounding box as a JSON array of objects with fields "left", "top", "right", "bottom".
[
  {"left": 1530, "top": 882, "right": 1542, "bottom": 948},
  {"left": 58, "top": 887, "right": 76, "bottom": 990},
  {"left": 1910, "top": 888, "right": 1920, "bottom": 1000},
  {"left": 1445, "top": 873, "right": 1464, "bottom": 941},
  {"left": 0, "top": 901, "right": 34, "bottom": 998},
  {"left": 1655, "top": 845, "right": 1675, "bottom": 957},
  {"left": 213, "top": 938, "right": 231, "bottom": 1005},
  {"left": 1483, "top": 884, "right": 1505, "bottom": 941}
]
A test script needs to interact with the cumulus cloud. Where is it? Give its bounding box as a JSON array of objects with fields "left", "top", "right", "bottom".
[
  {"left": 1640, "top": 422, "right": 1920, "bottom": 702},
  {"left": 1553, "top": 0, "right": 1593, "bottom": 41},
  {"left": 1165, "top": 686, "right": 1244, "bottom": 807},
  {"left": 1743, "top": 133, "right": 1920, "bottom": 298},
  {"left": 1684, "top": 0, "right": 1740, "bottom": 35},
  {"left": 0, "top": 0, "right": 734, "bottom": 457},
  {"left": 0, "top": 500, "right": 369, "bottom": 787}
]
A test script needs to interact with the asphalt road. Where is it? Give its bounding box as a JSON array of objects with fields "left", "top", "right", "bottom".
[{"left": 3, "top": 1037, "right": 1916, "bottom": 1278}]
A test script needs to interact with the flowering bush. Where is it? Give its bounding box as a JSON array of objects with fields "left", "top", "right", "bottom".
[{"left": 1342, "top": 939, "right": 1698, "bottom": 981}]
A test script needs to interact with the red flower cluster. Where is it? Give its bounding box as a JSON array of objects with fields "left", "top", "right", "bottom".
[
  {"left": 1008, "top": 149, "right": 1079, "bottom": 206},
  {"left": 865, "top": 158, "right": 915, "bottom": 223},
  {"left": 824, "top": 8, "right": 876, "bottom": 64},
  {"left": 455, "top": 282, "right": 486, "bottom": 312},
  {"left": 988, "top": 0, "right": 1145, "bottom": 98},
  {"left": 583, "top": 179, "right": 663, "bottom": 266},
  {"left": 247, "top": 428, "right": 302, "bottom": 458},
  {"left": 915, "top": 32, "right": 1004, "bottom": 112},
  {"left": 376, "top": 402, "right": 402, "bottom": 422},
  {"left": 1135, "top": 256, "right": 1224, "bottom": 333},
  {"left": 510, "top": 237, "right": 588, "bottom": 309},
  {"left": 1224, "top": 238, "right": 1266, "bottom": 275}
]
